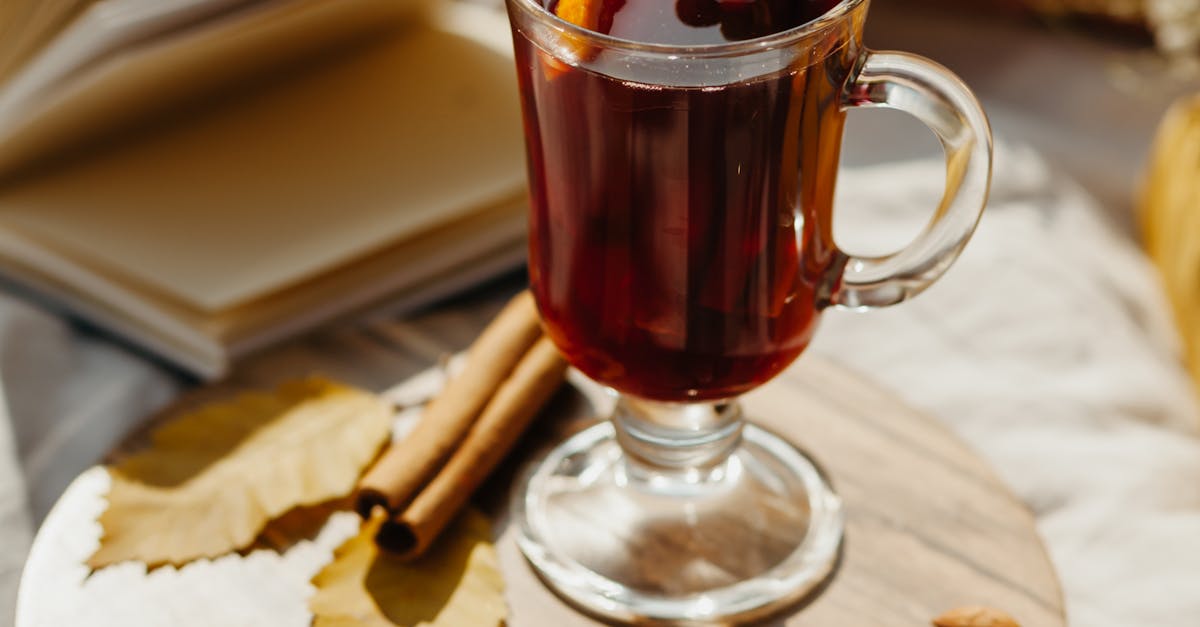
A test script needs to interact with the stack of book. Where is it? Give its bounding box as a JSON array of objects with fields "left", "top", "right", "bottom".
[{"left": 0, "top": 0, "right": 528, "bottom": 378}]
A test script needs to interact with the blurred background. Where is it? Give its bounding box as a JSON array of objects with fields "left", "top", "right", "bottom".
[{"left": 849, "top": 0, "right": 1198, "bottom": 230}]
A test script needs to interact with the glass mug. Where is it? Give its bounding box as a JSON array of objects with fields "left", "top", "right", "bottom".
[{"left": 505, "top": 0, "right": 991, "bottom": 622}]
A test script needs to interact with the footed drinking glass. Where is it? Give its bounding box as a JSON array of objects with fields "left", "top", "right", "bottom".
[{"left": 505, "top": 0, "right": 992, "bottom": 621}]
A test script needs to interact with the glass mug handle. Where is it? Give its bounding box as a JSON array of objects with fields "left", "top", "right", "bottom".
[{"left": 833, "top": 51, "right": 993, "bottom": 309}]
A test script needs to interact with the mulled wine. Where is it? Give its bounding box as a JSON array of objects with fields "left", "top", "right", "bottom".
[
  {"left": 506, "top": 0, "right": 992, "bottom": 620},
  {"left": 515, "top": 0, "right": 856, "bottom": 401}
]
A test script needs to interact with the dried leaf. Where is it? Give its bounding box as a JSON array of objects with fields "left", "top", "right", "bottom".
[
  {"left": 246, "top": 496, "right": 354, "bottom": 556},
  {"left": 933, "top": 605, "right": 1021, "bottom": 627},
  {"left": 89, "top": 378, "right": 392, "bottom": 569},
  {"left": 310, "top": 509, "right": 506, "bottom": 627},
  {"left": 1143, "top": 94, "right": 1200, "bottom": 399}
]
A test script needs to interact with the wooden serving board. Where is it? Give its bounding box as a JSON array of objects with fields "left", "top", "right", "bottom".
[{"left": 16, "top": 285, "right": 1066, "bottom": 626}]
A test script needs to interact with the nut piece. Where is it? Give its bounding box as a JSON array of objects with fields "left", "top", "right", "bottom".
[{"left": 933, "top": 606, "right": 1021, "bottom": 627}]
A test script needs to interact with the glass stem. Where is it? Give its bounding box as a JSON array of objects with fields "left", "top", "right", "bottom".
[{"left": 612, "top": 395, "right": 744, "bottom": 482}]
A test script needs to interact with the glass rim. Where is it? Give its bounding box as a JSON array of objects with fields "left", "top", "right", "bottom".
[{"left": 507, "top": 0, "right": 868, "bottom": 57}]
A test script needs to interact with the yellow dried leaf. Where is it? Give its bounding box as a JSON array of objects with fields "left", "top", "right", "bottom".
[
  {"left": 1143, "top": 94, "right": 1200, "bottom": 401},
  {"left": 310, "top": 509, "right": 506, "bottom": 627},
  {"left": 89, "top": 378, "right": 392, "bottom": 569},
  {"left": 248, "top": 497, "right": 354, "bottom": 555}
]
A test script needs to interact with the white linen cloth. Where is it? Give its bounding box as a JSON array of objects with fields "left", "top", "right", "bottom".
[
  {"left": 1, "top": 142, "right": 1198, "bottom": 626},
  {"left": 0, "top": 293, "right": 178, "bottom": 624},
  {"left": 814, "top": 142, "right": 1200, "bottom": 626}
]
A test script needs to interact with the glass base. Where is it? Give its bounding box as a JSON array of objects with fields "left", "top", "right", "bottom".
[{"left": 514, "top": 421, "right": 844, "bottom": 624}]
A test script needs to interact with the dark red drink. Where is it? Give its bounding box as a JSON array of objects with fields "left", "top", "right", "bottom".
[{"left": 512, "top": 0, "right": 858, "bottom": 401}]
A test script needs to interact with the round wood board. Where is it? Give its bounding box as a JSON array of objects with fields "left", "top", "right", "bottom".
[{"left": 16, "top": 356, "right": 1065, "bottom": 626}]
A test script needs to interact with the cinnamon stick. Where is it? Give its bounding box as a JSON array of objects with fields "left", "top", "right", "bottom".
[
  {"left": 375, "top": 336, "right": 568, "bottom": 558},
  {"left": 354, "top": 291, "right": 542, "bottom": 519}
]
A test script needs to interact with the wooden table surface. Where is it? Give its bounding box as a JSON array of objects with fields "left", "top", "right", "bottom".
[{"left": 18, "top": 277, "right": 1066, "bottom": 626}]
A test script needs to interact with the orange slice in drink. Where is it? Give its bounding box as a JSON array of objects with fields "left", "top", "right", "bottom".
[
  {"left": 554, "top": 0, "right": 604, "bottom": 30},
  {"left": 541, "top": 0, "right": 605, "bottom": 79}
]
